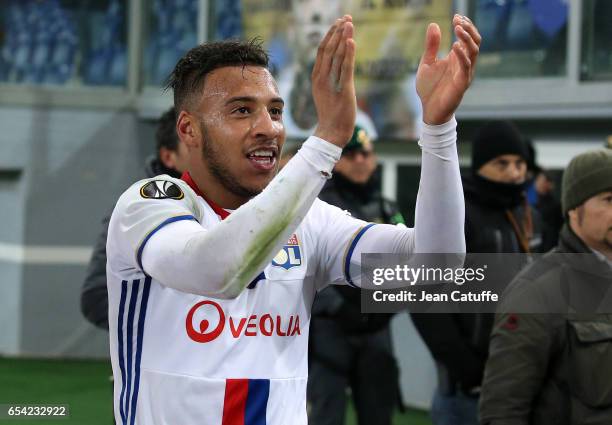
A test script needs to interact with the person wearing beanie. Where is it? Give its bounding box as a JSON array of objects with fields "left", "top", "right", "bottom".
[
  {"left": 480, "top": 149, "right": 612, "bottom": 425},
  {"left": 307, "top": 125, "right": 405, "bottom": 425},
  {"left": 562, "top": 149, "right": 612, "bottom": 217},
  {"left": 412, "top": 120, "right": 544, "bottom": 425}
]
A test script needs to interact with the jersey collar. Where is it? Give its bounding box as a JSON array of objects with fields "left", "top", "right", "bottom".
[{"left": 181, "top": 172, "right": 230, "bottom": 220}]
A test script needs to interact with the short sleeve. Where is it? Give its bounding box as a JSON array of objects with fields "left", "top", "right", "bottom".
[
  {"left": 309, "top": 199, "right": 414, "bottom": 290},
  {"left": 106, "top": 176, "right": 203, "bottom": 272},
  {"left": 308, "top": 199, "right": 370, "bottom": 289}
]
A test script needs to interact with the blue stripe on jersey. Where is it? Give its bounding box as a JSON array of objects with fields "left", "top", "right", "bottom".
[
  {"left": 344, "top": 223, "right": 376, "bottom": 288},
  {"left": 247, "top": 271, "right": 266, "bottom": 289},
  {"left": 117, "top": 281, "right": 129, "bottom": 425},
  {"left": 245, "top": 379, "right": 270, "bottom": 425},
  {"left": 136, "top": 215, "right": 197, "bottom": 272},
  {"left": 123, "top": 279, "right": 140, "bottom": 424},
  {"left": 129, "top": 276, "right": 151, "bottom": 425}
]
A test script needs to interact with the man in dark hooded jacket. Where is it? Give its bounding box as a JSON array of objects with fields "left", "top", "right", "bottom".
[
  {"left": 81, "top": 107, "right": 188, "bottom": 329},
  {"left": 412, "top": 121, "right": 544, "bottom": 425}
]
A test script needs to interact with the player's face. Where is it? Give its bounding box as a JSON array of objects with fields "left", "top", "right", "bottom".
[
  {"left": 570, "top": 191, "right": 612, "bottom": 254},
  {"left": 334, "top": 149, "right": 377, "bottom": 185},
  {"left": 477, "top": 154, "right": 527, "bottom": 185},
  {"left": 292, "top": 0, "right": 342, "bottom": 62},
  {"left": 196, "top": 66, "right": 285, "bottom": 200}
]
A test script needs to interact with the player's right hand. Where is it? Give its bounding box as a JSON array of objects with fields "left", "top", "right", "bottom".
[{"left": 311, "top": 15, "right": 357, "bottom": 149}]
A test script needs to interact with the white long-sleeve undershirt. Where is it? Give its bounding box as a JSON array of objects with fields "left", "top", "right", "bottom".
[
  {"left": 415, "top": 117, "right": 465, "bottom": 253},
  {"left": 140, "top": 118, "right": 464, "bottom": 297},
  {"left": 338, "top": 117, "right": 465, "bottom": 287}
]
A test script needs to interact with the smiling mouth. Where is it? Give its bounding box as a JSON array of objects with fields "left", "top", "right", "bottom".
[{"left": 247, "top": 149, "right": 277, "bottom": 171}]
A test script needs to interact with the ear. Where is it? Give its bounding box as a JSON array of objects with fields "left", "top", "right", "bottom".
[
  {"left": 568, "top": 207, "right": 582, "bottom": 231},
  {"left": 176, "top": 110, "right": 202, "bottom": 150}
]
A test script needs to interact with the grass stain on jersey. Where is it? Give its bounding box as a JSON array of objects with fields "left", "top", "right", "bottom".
[{"left": 223, "top": 191, "right": 300, "bottom": 297}]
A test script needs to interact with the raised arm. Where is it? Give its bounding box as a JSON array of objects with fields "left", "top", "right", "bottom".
[
  {"left": 413, "top": 15, "right": 480, "bottom": 253},
  {"left": 314, "top": 16, "right": 481, "bottom": 287},
  {"left": 110, "top": 17, "right": 359, "bottom": 299}
]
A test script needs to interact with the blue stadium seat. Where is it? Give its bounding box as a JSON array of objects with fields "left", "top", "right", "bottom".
[
  {"left": 84, "top": 0, "right": 126, "bottom": 86},
  {"left": 527, "top": 0, "right": 568, "bottom": 40},
  {"left": 477, "top": 0, "right": 534, "bottom": 52},
  {"left": 148, "top": 0, "right": 199, "bottom": 85},
  {"left": 1, "top": 0, "right": 79, "bottom": 85},
  {"left": 477, "top": 0, "right": 567, "bottom": 53},
  {"left": 48, "top": 23, "right": 77, "bottom": 84},
  {"left": 215, "top": 0, "right": 242, "bottom": 40}
]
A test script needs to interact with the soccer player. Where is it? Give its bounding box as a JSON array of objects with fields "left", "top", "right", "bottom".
[{"left": 106, "top": 15, "right": 480, "bottom": 425}]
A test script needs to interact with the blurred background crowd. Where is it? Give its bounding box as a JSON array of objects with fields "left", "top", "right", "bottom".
[{"left": 0, "top": 1, "right": 611, "bottom": 424}]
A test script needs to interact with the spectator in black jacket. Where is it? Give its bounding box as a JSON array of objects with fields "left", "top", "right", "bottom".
[
  {"left": 412, "top": 120, "right": 544, "bottom": 425},
  {"left": 531, "top": 168, "right": 563, "bottom": 251},
  {"left": 81, "top": 107, "right": 188, "bottom": 329},
  {"left": 307, "top": 126, "right": 405, "bottom": 425},
  {"left": 525, "top": 140, "right": 563, "bottom": 251}
]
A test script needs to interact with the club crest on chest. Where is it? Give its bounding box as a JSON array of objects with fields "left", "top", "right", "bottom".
[{"left": 272, "top": 234, "right": 302, "bottom": 270}]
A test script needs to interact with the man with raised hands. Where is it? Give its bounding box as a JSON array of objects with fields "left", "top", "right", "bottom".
[{"left": 106, "top": 14, "right": 480, "bottom": 425}]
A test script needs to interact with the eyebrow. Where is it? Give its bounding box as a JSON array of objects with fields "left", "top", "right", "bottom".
[{"left": 225, "top": 96, "right": 285, "bottom": 106}]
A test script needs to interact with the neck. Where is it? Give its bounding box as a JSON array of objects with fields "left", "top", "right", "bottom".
[
  {"left": 598, "top": 247, "right": 612, "bottom": 262},
  {"left": 467, "top": 173, "right": 526, "bottom": 208},
  {"left": 186, "top": 168, "right": 248, "bottom": 210}
]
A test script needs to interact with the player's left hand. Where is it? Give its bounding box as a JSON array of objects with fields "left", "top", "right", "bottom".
[{"left": 416, "top": 14, "right": 481, "bottom": 125}]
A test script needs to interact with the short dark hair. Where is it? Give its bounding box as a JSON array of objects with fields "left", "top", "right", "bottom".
[
  {"left": 156, "top": 107, "right": 178, "bottom": 153},
  {"left": 166, "top": 39, "right": 270, "bottom": 111}
]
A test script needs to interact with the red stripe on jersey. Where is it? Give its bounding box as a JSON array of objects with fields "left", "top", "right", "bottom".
[
  {"left": 222, "top": 379, "right": 249, "bottom": 425},
  {"left": 181, "top": 172, "right": 230, "bottom": 220}
]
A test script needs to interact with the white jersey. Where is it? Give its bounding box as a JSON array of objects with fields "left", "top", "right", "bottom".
[
  {"left": 106, "top": 121, "right": 465, "bottom": 425},
  {"left": 106, "top": 177, "right": 373, "bottom": 425}
]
